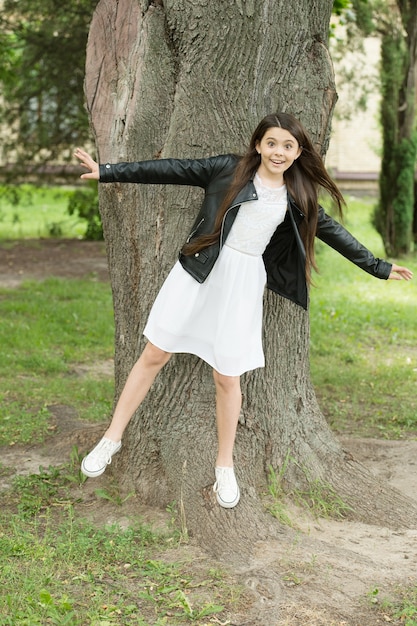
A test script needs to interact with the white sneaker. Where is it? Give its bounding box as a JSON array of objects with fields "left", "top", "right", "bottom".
[
  {"left": 81, "top": 437, "right": 122, "bottom": 478},
  {"left": 213, "top": 466, "right": 240, "bottom": 508}
]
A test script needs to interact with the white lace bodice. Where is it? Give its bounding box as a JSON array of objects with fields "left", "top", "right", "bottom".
[{"left": 225, "top": 173, "right": 287, "bottom": 255}]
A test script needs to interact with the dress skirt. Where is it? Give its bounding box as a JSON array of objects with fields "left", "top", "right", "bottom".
[{"left": 143, "top": 244, "right": 267, "bottom": 376}]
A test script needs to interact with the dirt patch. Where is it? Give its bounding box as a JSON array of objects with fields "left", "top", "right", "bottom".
[
  {"left": 269, "top": 436, "right": 417, "bottom": 625},
  {"left": 1, "top": 239, "right": 416, "bottom": 625},
  {"left": 0, "top": 238, "right": 109, "bottom": 287}
]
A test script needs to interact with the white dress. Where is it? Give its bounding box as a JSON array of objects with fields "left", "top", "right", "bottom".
[{"left": 143, "top": 174, "right": 288, "bottom": 376}]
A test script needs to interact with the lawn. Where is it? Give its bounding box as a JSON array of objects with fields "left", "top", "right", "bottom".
[
  {"left": 310, "top": 196, "right": 417, "bottom": 438},
  {"left": 0, "top": 187, "right": 416, "bottom": 625},
  {"left": 0, "top": 184, "right": 85, "bottom": 239},
  {"left": 0, "top": 277, "right": 115, "bottom": 445}
]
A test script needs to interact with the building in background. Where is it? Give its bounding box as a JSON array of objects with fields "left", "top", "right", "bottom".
[{"left": 327, "top": 37, "right": 381, "bottom": 193}]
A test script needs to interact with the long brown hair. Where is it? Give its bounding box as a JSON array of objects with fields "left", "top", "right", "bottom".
[{"left": 183, "top": 112, "right": 344, "bottom": 284}]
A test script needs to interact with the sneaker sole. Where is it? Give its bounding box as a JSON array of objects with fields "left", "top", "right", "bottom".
[
  {"left": 81, "top": 443, "right": 122, "bottom": 478},
  {"left": 81, "top": 460, "right": 107, "bottom": 478},
  {"left": 216, "top": 487, "right": 241, "bottom": 509}
]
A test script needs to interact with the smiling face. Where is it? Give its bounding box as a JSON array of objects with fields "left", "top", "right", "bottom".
[{"left": 255, "top": 126, "right": 302, "bottom": 186}]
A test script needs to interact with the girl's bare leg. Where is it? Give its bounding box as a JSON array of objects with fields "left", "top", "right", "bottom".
[
  {"left": 105, "top": 341, "right": 171, "bottom": 442},
  {"left": 81, "top": 341, "right": 171, "bottom": 478},
  {"left": 212, "top": 370, "right": 242, "bottom": 467},
  {"left": 212, "top": 370, "right": 242, "bottom": 507}
]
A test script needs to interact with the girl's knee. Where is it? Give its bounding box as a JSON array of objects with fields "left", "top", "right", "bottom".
[
  {"left": 213, "top": 369, "right": 241, "bottom": 391},
  {"left": 143, "top": 342, "right": 171, "bottom": 368}
]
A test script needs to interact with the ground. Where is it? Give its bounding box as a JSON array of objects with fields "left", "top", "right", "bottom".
[
  {"left": 1, "top": 239, "right": 416, "bottom": 626},
  {"left": 0, "top": 238, "right": 110, "bottom": 286}
]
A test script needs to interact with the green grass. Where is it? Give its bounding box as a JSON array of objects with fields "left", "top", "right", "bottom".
[
  {"left": 369, "top": 585, "right": 417, "bottom": 625},
  {"left": 0, "top": 202, "right": 245, "bottom": 624},
  {"left": 0, "top": 184, "right": 85, "bottom": 239},
  {"left": 0, "top": 459, "right": 238, "bottom": 625},
  {"left": 0, "top": 277, "right": 115, "bottom": 444},
  {"left": 310, "top": 196, "right": 417, "bottom": 438},
  {"left": 0, "top": 193, "right": 416, "bottom": 623}
]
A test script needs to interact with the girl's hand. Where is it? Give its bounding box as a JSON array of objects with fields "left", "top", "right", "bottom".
[
  {"left": 74, "top": 148, "right": 99, "bottom": 180},
  {"left": 388, "top": 263, "right": 413, "bottom": 281}
]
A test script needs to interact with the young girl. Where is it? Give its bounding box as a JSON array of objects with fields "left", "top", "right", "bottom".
[{"left": 74, "top": 112, "right": 412, "bottom": 509}]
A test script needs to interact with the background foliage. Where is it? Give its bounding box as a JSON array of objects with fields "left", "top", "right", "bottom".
[{"left": 0, "top": 0, "right": 97, "bottom": 169}]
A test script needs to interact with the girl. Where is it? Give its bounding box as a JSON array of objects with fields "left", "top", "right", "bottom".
[{"left": 74, "top": 112, "right": 412, "bottom": 509}]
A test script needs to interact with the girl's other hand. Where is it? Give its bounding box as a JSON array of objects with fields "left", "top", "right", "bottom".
[
  {"left": 388, "top": 263, "right": 413, "bottom": 281},
  {"left": 74, "top": 148, "right": 99, "bottom": 180}
]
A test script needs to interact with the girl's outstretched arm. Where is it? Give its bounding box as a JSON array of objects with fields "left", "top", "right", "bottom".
[
  {"left": 388, "top": 263, "right": 413, "bottom": 281},
  {"left": 74, "top": 148, "right": 99, "bottom": 180}
]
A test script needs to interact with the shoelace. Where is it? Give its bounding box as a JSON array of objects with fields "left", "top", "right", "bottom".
[
  {"left": 95, "top": 440, "right": 117, "bottom": 466},
  {"left": 213, "top": 467, "right": 236, "bottom": 493}
]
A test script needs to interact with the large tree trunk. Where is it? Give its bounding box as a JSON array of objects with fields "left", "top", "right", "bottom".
[{"left": 84, "top": 0, "right": 417, "bottom": 558}]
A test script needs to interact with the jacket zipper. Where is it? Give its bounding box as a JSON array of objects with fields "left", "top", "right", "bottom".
[
  {"left": 219, "top": 194, "right": 257, "bottom": 248},
  {"left": 186, "top": 217, "right": 205, "bottom": 243},
  {"left": 220, "top": 204, "right": 238, "bottom": 249}
]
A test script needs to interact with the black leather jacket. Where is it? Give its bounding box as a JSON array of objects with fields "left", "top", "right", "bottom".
[{"left": 100, "top": 153, "right": 392, "bottom": 309}]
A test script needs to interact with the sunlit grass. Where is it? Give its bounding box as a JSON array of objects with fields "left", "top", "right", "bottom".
[
  {"left": 310, "top": 196, "right": 417, "bottom": 438},
  {"left": 0, "top": 193, "right": 416, "bottom": 624},
  {"left": 1, "top": 195, "right": 416, "bottom": 444},
  {"left": 0, "top": 278, "right": 114, "bottom": 444},
  {"left": 0, "top": 184, "right": 84, "bottom": 239},
  {"left": 0, "top": 463, "right": 238, "bottom": 625}
]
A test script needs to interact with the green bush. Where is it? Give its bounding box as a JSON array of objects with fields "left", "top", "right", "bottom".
[{"left": 67, "top": 182, "right": 102, "bottom": 241}]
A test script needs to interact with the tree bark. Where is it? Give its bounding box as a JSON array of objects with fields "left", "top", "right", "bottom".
[{"left": 84, "top": 0, "right": 417, "bottom": 559}]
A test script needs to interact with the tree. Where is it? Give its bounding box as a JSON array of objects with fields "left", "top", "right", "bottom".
[
  {"left": 84, "top": 0, "right": 417, "bottom": 557},
  {"left": 0, "top": 0, "right": 97, "bottom": 171},
  {"left": 335, "top": 0, "right": 417, "bottom": 255},
  {"left": 376, "top": 0, "right": 417, "bottom": 255}
]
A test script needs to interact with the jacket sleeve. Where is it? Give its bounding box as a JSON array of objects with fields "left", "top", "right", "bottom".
[
  {"left": 316, "top": 207, "right": 392, "bottom": 279},
  {"left": 98, "top": 154, "right": 235, "bottom": 189}
]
